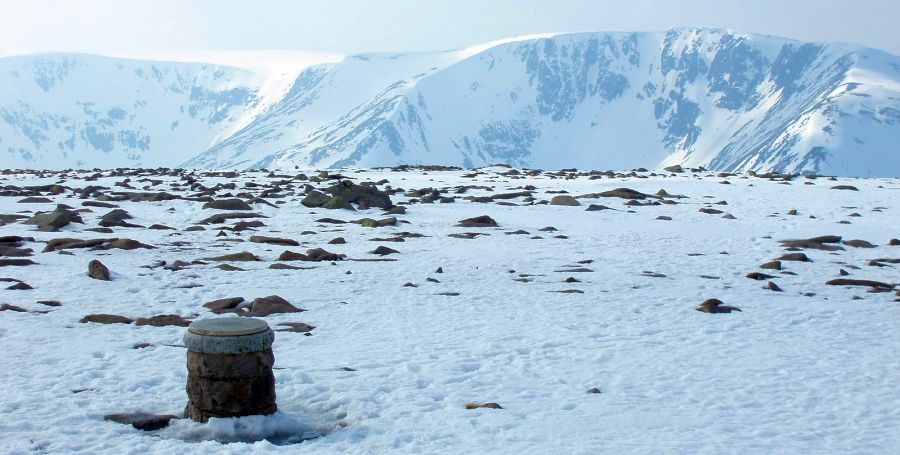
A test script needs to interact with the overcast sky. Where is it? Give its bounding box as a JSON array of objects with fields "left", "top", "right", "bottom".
[{"left": 2, "top": 0, "right": 898, "bottom": 55}]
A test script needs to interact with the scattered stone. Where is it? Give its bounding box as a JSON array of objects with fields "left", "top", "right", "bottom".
[
  {"left": 448, "top": 232, "right": 487, "bottom": 239},
  {"left": 465, "top": 402, "right": 503, "bottom": 409},
  {"left": 80, "top": 314, "right": 133, "bottom": 324},
  {"left": 275, "top": 322, "right": 315, "bottom": 333},
  {"left": 586, "top": 387, "right": 602, "bottom": 394},
  {"left": 696, "top": 299, "right": 741, "bottom": 313},
  {"left": 204, "top": 252, "right": 261, "bottom": 262},
  {"left": 104, "top": 413, "right": 176, "bottom": 431},
  {"left": 301, "top": 190, "right": 331, "bottom": 208},
  {"left": 203, "top": 297, "right": 245, "bottom": 314},
  {"left": 826, "top": 279, "right": 893, "bottom": 289},
  {"left": 323, "top": 180, "right": 393, "bottom": 209},
  {"left": 596, "top": 188, "right": 656, "bottom": 200},
  {"left": 202, "top": 199, "right": 252, "bottom": 211},
  {"left": 777, "top": 253, "right": 811, "bottom": 262},
  {"left": 24, "top": 205, "right": 83, "bottom": 231},
  {"left": 843, "top": 239, "right": 876, "bottom": 248},
  {"left": 370, "top": 246, "right": 399, "bottom": 256},
  {"left": 249, "top": 235, "right": 299, "bottom": 247},
  {"left": 457, "top": 215, "right": 498, "bottom": 228},
  {"left": 88, "top": 260, "right": 111, "bottom": 280},
  {"left": 135, "top": 315, "right": 192, "bottom": 327},
  {"left": 760, "top": 261, "right": 782, "bottom": 270},
  {"left": 247, "top": 295, "right": 304, "bottom": 316},
  {"left": 6, "top": 281, "right": 33, "bottom": 290},
  {"left": 831, "top": 185, "right": 858, "bottom": 191},
  {"left": 550, "top": 195, "right": 580, "bottom": 206},
  {"left": 746, "top": 272, "right": 775, "bottom": 280},
  {"left": 0, "top": 304, "right": 28, "bottom": 312},
  {"left": 779, "top": 236, "right": 844, "bottom": 251},
  {"left": 656, "top": 216, "right": 672, "bottom": 221},
  {"left": 766, "top": 281, "right": 783, "bottom": 292},
  {"left": 99, "top": 209, "right": 142, "bottom": 228},
  {"left": 663, "top": 165, "right": 684, "bottom": 173},
  {"left": 699, "top": 208, "right": 724, "bottom": 215}
]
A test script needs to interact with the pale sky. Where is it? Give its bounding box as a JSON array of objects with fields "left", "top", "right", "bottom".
[{"left": 1, "top": 0, "right": 898, "bottom": 55}]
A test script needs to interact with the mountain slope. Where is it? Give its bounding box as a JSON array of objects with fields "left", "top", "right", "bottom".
[{"left": 2, "top": 29, "right": 899, "bottom": 176}]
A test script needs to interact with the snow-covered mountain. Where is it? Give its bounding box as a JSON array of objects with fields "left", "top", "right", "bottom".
[{"left": 2, "top": 28, "right": 899, "bottom": 176}]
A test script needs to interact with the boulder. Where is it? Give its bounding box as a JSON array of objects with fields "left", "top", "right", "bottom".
[
  {"left": 24, "top": 205, "right": 83, "bottom": 231},
  {"left": 88, "top": 260, "right": 111, "bottom": 281},
  {"left": 202, "top": 199, "right": 252, "bottom": 211},
  {"left": 247, "top": 295, "right": 304, "bottom": 317},
  {"left": 323, "top": 180, "right": 393, "bottom": 209}
]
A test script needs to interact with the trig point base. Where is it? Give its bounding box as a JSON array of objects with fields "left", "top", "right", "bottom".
[{"left": 183, "top": 317, "right": 277, "bottom": 423}]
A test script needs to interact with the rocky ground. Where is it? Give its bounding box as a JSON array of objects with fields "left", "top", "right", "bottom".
[{"left": 1, "top": 165, "right": 898, "bottom": 454}]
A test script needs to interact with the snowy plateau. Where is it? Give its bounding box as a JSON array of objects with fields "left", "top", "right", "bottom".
[
  {"left": 0, "top": 166, "right": 898, "bottom": 453},
  {"left": 0, "top": 28, "right": 899, "bottom": 176}
]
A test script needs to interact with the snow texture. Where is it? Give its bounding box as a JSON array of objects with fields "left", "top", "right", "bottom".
[{"left": 0, "top": 166, "right": 898, "bottom": 453}]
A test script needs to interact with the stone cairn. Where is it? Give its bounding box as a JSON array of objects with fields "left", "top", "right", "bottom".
[{"left": 183, "top": 318, "right": 277, "bottom": 422}]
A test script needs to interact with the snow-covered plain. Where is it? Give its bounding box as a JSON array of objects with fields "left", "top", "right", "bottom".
[{"left": 0, "top": 166, "right": 898, "bottom": 454}]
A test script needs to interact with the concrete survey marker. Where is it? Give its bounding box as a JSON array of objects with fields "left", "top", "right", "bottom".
[{"left": 184, "top": 317, "right": 277, "bottom": 422}]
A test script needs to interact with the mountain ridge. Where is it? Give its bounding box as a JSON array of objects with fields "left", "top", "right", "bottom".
[{"left": 2, "top": 28, "right": 898, "bottom": 176}]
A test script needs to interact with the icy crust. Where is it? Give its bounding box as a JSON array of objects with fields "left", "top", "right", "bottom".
[{"left": 0, "top": 167, "right": 898, "bottom": 453}]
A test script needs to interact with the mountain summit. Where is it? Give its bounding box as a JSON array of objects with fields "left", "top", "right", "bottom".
[{"left": 2, "top": 28, "right": 898, "bottom": 176}]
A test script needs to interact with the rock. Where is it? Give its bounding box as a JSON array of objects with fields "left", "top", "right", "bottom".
[
  {"left": 760, "top": 261, "right": 782, "bottom": 270},
  {"left": 247, "top": 295, "right": 304, "bottom": 317},
  {"left": 19, "top": 196, "right": 54, "bottom": 203},
  {"left": 197, "top": 212, "right": 266, "bottom": 225},
  {"left": 80, "top": 314, "right": 133, "bottom": 324},
  {"left": 699, "top": 208, "right": 724, "bottom": 215},
  {"left": 88, "top": 260, "right": 111, "bottom": 280},
  {"left": 370, "top": 246, "right": 399, "bottom": 255},
  {"left": 249, "top": 235, "right": 299, "bottom": 247},
  {"left": 435, "top": 267, "right": 443, "bottom": 273},
  {"left": 779, "top": 236, "right": 844, "bottom": 251},
  {"left": 0, "top": 304, "right": 28, "bottom": 312},
  {"left": 596, "top": 188, "right": 656, "bottom": 200},
  {"left": 831, "top": 185, "right": 858, "bottom": 191},
  {"left": 82, "top": 201, "right": 118, "bottom": 209},
  {"left": 889, "top": 238, "right": 899, "bottom": 246},
  {"left": 465, "top": 402, "right": 503, "bottom": 410},
  {"left": 323, "top": 180, "right": 393, "bottom": 209},
  {"left": 746, "top": 272, "right": 775, "bottom": 280},
  {"left": 24, "top": 205, "right": 83, "bottom": 231},
  {"left": 457, "top": 215, "right": 498, "bottom": 228},
  {"left": 826, "top": 279, "right": 894, "bottom": 289},
  {"left": 584, "top": 204, "right": 612, "bottom": 211},
  {"left": 204, "top": 252, "right": 261, "bottom": 262},
  {"left": 842, "top": 239, "right": 876, "bottom": 248},
  {"left": 301, "top": 191, "right": 331, "bottom": 208},
  {"left": 656, "top": 216, "right": 672, "bottom": 221},
  {"left": 0, "top": 259, "right": 38, "bottom": 267},
  {"left": 203, "top": 297, "right": 245, "bottom": 314},
  {"left": 275, "top": 322, "right": 315, "bottom": 333},
  {"left": 550, "top": 195, "right": 580, "bottom": 206},
  {"left": 327, "top": 237, "right": 346, "bottom": 245},
  {"left": 135, "top": 315, "right": 192, "bottom": 327},
  {"left": 777, "top": 252, "right": 810, "bottom": 262},
  {"left": 696, "top": 298, "right": 741, "bottom": 313},
  {"left": 104, "top": 413, "right": 176, "bottom": 431},
  {"left": 99, "top": 209, "right": 142, "bottom": 228},
  {"left": 767, "top": 281, "right": 783, "bottom": 292},
  {"left": 663, "top": 165, "right": 684, "bottom": 173},
  {"left": 586, "top": 387, "right": 602, "bottom": 394},
  {"left": 148, "top": 224, "right": 175, "bottom": 230},
  {"left": 202, "top": 199, "right": 252, "bottom": 211},
  {"left": 6, "top": 282, "right": 33, "bottom": 290}
]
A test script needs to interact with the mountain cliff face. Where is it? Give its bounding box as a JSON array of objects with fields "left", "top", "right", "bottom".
[{"left": 2, "top": 28, "right": 899, "bottom": 176}]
